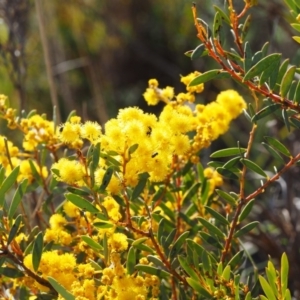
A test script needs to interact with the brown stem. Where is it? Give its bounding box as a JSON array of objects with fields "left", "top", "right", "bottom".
[
  {"left": 3, "top": 249, "right": 57, "bottom": 294},
  {"left": 221, "top": 152, "right": 300, "bottom": 262}
]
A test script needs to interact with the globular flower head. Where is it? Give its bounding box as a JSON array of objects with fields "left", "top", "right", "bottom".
[
  {"left": 181, "top": 71, "right": 204, "bottom": 94},
  {"left": 52, "top": 158, "right": 84, "bottom": 185},
  {"left": 81, "top": 121, "right": 102, "bottom": 143}
]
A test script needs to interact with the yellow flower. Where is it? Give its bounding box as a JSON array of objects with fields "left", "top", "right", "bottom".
[
  {"left": 181, "top": 71, "right": 204, "bottom": 94},
  {"left": 102, "top": 196, "right": 122, "bottom": 222},
  {"left": 18, "top": 160, "right": 48, "bottom": 183},
  {"left": 108, "top": 233, "right": 128, "bottom": 252},
  {"left": 81, "top": 121, "right": 102, "bottom": 143},
  {"left": 24, "top": 251, "right": 76, "bottom": 290},
  {"left": 161, "top": 86, "right": 174, "bottom": 100},
  {"left": 63, "top": 201, "right": 80, "bottom": 218},
  {"left": 52, "top": 158, "right": 84, "bottom": 185},
  {"left": 143, "top": 88, "right": 159, "bottom": 105},
  {"left": 59, "top": 122, "right": 81, "bottom": 144},
  {"left": 49, "top": 214, "right": 67, "bottom": 230},
  {"left": 148, "top": 78, "right": 159, "bottom": 88},
  {"left": 216, "top": 90, "right": 246, "bottom": 119}
]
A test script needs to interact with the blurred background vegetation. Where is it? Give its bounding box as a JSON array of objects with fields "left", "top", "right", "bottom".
[
  {"left": 1, "top": 0, "right": 299, "bottom": 122},
  {"left": 1, "top": 0, "right": 300, "bottom": 296}
]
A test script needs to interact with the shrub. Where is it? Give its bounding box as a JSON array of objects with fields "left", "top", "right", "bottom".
[{"left": 0, "top": 0, "right": 300, "bottom": 299}]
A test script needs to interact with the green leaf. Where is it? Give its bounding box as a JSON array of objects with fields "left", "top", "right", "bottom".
[
  {"left": 98, "top": 167, "right": 114, "bottom": 192},
  {"left": 65, "top": 193, "right": 99, "bottom": 213},
  {"left": 157, "top": 218, "right": 166, "bottom": 246},
  {"left": 210, "top": 147, "right": 246, "bottom": 158},
  {"left": 132, "top": 243, "right": 155, "bottom": 254},
  {"left": 241, "top": 14, "right": 252, "bottom": 42},
  {"left": 0, "top": 166, "right": 20, "bottom": 207},
  {"left": 223, "top": 156, "right": 240, "bottom": 170},
  {"left": 245, "top": 292, "right": 252, "bottom": 300},
  {"left": 293, "top": 80, "right": 300, "bottom": 104},
  {"left": 288, "top": 80, "right": 297, "bottom": 100},
  {"left": 283, "top": 0, "right": 298, "bottom": 11},
  {"left": 216, "top": 167, "right": 239, "bottom": 180},
  {"left": 131, "top": 172, "right": 149, "bottom": 200},
  {"left": 227, "top": 250, "right": 244, "bottom": 270},
  {"left": 243, "top": 42, "right": 252, "bottom": 73},
  {"left": 198, "top": 217, "right": 225, "bottom": 238},
  {"left": 275, "top": 59, "right": 289, "bottom": 92},
  {"left": 264, "top": 136, "right": 291, "bottom": 157},
  {"left": 126, "top": 246, "right": 136, "bottom": 275},
  {"left": 81, "top": 235, "right": 103, "bottom": 251},
  {"left": 89, "top": 142, "right": 101, "bottom": 173},
  {"left": 182, "top": 182, "right": 201, "bottom": 206},
  {"left": 238, "top": 199, "right": 255, "bottom": 223},
  {"left": 199, "top": 231, "right": 223, "bottom": 249},
  {"left": 103, "top": 233, "right": 108, "bottom": 265},
  {"left": 259, "top": 275, "right": 277, "bottom": 300},
  {"left": 0, "top": 166, "right": 5, "bottom": 186},
  {"left": 222, "top": 265, "right": 231, "bottom": 281},
  {"left": 243, "top": 54, "right": 281, "bottom": 82},
  {"left": 251, "top": 103, "right": 281, "bottom": 122},
  {"left": 28, "top": 160, "right": 43, "bottom": 186},
  {"left": 189, "top": 70, "right": 230, "bottom": 86},
  {"left": 216, "top": 189, "right": 237, "bottom": 206},
  {"left": 184, "top": 50, "right": 193, "bottom": 57},
  {"left": 262, "top": 142, "right": 285, "bottom": 164},
  {"left": 135, "top": 265, "right": 170, "bottom": 278},
  {"left": 8, "top": 179, "right": 28, "bottom": 219},
  {"left": 281, "top": 252, "right": 289, "bottom": 295},
  {"left": 213, "top": 11, "right": 222, "bottom": 38},
  {"left": 186, "top": 278, "right": 213, "bottom": 299},
  {"left": 67, "top": 187, "right": 90, "bottom": 196},
  {"left": 282, "top": 109, "right": 291, "bottom": 132},
  {"left": 132, "top": 237, "right": 148, "bottom": 246},
  {"left": 32, "top": 232, "right": 44, "bottom": 272},
  {"left": 147, "top": 255, "right": 165, "bottom": 268},
  {"left": 93, "top": 221, "right": 114, "bottom": 228},
  {"left": 234, "top": 221, "right": 259, "bottom": 238},
  {"left": 240, "top": 158, "right": 268, "bottom": 178},
  {"left": 0, "top": 267, "right": 24, "bottom": 278},
  {"left": 290, "top": 116, "right": 300, "bottom": 128},
  {"left": 48, "top": 276, "right": 75, "bottom": 300},
  {"left": 201, "top": 250, "right": 211, "bottom": 273},
  {"left": 259, "top": 57, "right": 280, "bottom": 87},
  {"left": 169, "top": 231, "right": 190, "bottom": 257},
  {"left": 7, "top": 214, "right": 22, "bottom": 245},
  {"left": 280, "top": 66, "right": 296, "bottom": 98},
  {"left": 178, "top": 256, "right": 198, "bottom": 280},
  {"left": 292, "top": 36, "right": 300, "bottom": 44},
  {"left": 191, "top": 44, "right": 206, "bottom": 60},
  {"left": 204, "top": 206, "right": 229, "bottom": 226},
  {"left": 213, "top": 5, "right": 230, "bottom": 24},
  {"left": 128, "top": 143, "right": 139, "bottom": 155},
  {"left": 284, "top": 289, "right": 292, "bottom": 300},
  {"left": 266, "top": 264, "right": 278, "bottom": 297}
]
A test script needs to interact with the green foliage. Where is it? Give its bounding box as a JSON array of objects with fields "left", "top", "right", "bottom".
[{"left": 0, "top": 0, "right": 298, "bottom": 299}]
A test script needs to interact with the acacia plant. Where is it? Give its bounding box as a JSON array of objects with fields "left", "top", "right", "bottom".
[{"left": 0, "top": 0, "right": 299, "bottom": 299}]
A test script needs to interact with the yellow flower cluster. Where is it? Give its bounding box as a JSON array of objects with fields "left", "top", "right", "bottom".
[
  {"left": 24, "top": 251, "right": 96, "bottom": 299},
  {"left": 0, "top": 135, "right": 48, "bottom": 183},
  {"left": 44, "top": 213, "right": 72, "bottom": 245},
  {"left": 58, "top": 116, "right": 102, "bottom": 148},
  {"left": 52, "top": 158, "right": 85, "bottom": 186},
  {"left": 99, "top": 253, "right": 159, "bottom": 300},
  {"left": 203, "top": 167, "right": 224, "bottom": 195},
  {"left": 24, "top": 251, "right": 77, "bottom": 291},
  {"left": 20, "top": 115, "right": 57, "bottom": 151},
  {"left": 0, "top": 94, "right": 17, "bottom": 128}
]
